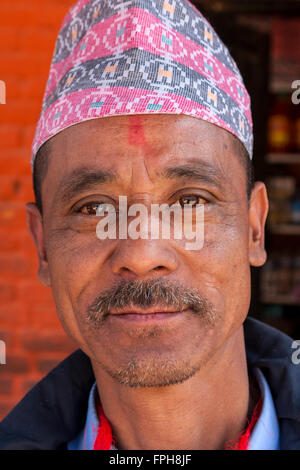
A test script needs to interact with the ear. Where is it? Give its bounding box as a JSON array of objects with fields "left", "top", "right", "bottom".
[
  {"left": 248, "top": 181, "right": 269, "bottom": 267},
  {"left": 25, "top": 202, "right": 51, "bottom": 287}
]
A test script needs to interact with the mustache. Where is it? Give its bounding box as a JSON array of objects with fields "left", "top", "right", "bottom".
[{"left": 87, "top": 278, "right": 217, "bottom": 327}]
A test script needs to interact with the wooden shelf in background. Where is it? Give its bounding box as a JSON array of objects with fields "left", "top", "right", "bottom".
[
  {"left": 262, "top": 294, "right": 300, "bottom": 306},
  {"left": 268, "top": 223, "right": 300, "bottom": 235},
  {"left": 267, "top": 153, "right": 300, "bottom": 164}
]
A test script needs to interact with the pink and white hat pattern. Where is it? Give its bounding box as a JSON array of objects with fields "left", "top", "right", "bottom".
[{"left": 31, "top": 0, "right": 253, "bottom": 169}]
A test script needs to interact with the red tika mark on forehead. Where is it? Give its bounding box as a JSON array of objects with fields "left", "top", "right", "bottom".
[{"left": 128, "top": 116, "right": 148, "bottom": 148}]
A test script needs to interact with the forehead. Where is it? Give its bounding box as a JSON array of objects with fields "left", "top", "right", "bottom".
[{"left": 45, "top": 114, "right": 243, "bottom": 179}]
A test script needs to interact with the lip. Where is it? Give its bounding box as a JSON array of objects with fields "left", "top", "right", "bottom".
[
  {"left": 109, "top": 311, "right": 185, "bottom": 323},
  {"left": 110, "top": 306, "right": 188, "bottom": 315}
]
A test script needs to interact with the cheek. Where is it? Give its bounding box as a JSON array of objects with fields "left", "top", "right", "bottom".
[
  {"left": 44, "top": 229, "right": 113, "bottom": 337},
  {"left": 184, "top": 209, "right": 251, "bottom": 324}
]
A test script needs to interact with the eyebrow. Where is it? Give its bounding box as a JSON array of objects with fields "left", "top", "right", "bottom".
[
  {"left": 56, "top": 159, "right": 225, "bottom": 206},
  {"left": 160, "top": 160, "right": 225, "bottom": 192},
  {"left": 56, "top": 167, "right": 117, "bottom": 205}
]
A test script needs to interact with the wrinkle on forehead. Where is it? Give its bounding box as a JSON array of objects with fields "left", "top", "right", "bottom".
[{"left": 42, "top": 115, "right": 248, "bottom": 211}]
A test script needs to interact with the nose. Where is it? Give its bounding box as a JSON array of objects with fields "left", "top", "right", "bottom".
[{"left": 110, "top": 239, "right": 178, "bottom": 279}]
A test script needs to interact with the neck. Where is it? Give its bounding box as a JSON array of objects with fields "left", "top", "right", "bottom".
[{"left": 92, "top": 326, "right": 252, "bottom": 450}]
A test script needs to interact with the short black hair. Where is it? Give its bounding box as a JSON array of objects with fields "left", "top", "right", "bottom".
[
  {"left": 33, "top": 140, "right": 51, "bottom": 215},
  {"left": 33, "top": 136, "right": 255, "bottom": 215},
  {"left": 231, "top": 135, "right": 255, "bottom": 206}
]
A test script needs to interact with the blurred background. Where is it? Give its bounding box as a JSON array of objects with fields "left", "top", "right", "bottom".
[{"left": 0, "top": 0, "right": 300, "bottom": 419}]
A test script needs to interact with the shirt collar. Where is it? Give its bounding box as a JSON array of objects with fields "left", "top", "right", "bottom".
[{"left": 248, "top": 368, "right": 280, "bottom": 450}]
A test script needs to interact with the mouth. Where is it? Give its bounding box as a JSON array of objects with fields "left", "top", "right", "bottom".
[{"left": 109, "top": 307, "right": 188, "bottom": 323}]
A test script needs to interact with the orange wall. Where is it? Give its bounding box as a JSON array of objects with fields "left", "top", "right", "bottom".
[{"left": 0, "top": 0, "right": 76, "bottom": 420}]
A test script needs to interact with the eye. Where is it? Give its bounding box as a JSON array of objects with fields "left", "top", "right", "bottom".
[
  {"left": 176, "top": 195, "right": 207, "bottom": 208},
  {"left": 77, "top": 202, "right": 114, "bottom": 216}
]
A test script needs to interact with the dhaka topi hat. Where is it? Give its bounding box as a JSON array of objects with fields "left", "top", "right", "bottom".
[{"left": 31, "top": 0, "right": 253, "bottom": 170}]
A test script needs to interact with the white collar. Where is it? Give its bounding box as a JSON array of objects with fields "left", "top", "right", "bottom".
[{"left": 248, "top": 367, "right": 280, "bottom": 450}]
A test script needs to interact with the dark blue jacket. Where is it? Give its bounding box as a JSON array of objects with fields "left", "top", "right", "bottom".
[{"left": 0, "top": 317, "right": 299, "bottom": 449}]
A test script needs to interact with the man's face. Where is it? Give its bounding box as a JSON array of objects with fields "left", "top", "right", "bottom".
[{"left": 27, "top": 115, "right": 268, "bottom": 387}]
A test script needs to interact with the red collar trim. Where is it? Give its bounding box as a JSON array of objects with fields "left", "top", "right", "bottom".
[
  {"left": 224, "top": 396, "right": 263, "bottom": 450},
  {"left": 93, "top": 398, "right": 115, "bottom": 450},
  {"left": 94, "top": 395, "right": 263, "bottom": 450}
]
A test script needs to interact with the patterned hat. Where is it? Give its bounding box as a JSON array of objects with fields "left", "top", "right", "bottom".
[{"left": 31, "top": 0, "right": 253, "bottom": 169}]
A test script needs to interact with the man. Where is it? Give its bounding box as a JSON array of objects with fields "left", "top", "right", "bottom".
[{"left": 0, "top": 0, "right": 299, "bottom": 450}]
